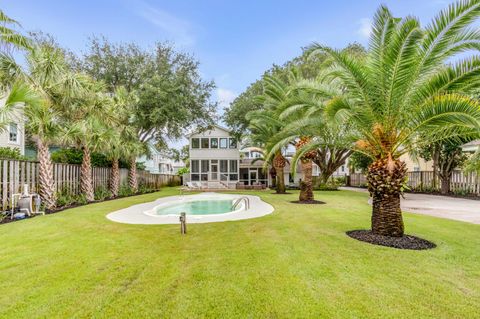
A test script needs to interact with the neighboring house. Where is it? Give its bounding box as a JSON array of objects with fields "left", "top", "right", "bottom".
[
  {"left": 461, "top": 140, "right": 480, "bottom": 153},
  {"left": 137, "top": 143, "right": 185, "bottom": 175},
  {"left": 399, "top": 153, "right": 433, "bottom": 171},
  {"left": 0, "top": 96, "right": 25, "bottom": 155}
]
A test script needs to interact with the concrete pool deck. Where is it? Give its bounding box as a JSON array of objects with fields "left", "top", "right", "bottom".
[
  {"left": 106, "top": 193, "right": 274, "bottom": 225},
  {"left": 340, "top": 187, "right": 480, "bottom": 224}
]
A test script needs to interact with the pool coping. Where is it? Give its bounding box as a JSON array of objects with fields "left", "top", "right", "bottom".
[{"left": 106, "top": 192, "right": 274, "bottom": 224}]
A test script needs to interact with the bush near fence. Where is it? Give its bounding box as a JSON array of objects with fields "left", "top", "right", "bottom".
[
  {"left": 348, "top": 171, "right": 480, "bottom": 195},
  {"left": 0, "top": 159, "right": 180, "bottom": 210}
]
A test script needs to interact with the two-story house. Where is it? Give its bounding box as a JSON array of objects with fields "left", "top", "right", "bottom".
[{"left": 188, "top": 125, "right": 240, "bottom": 189}]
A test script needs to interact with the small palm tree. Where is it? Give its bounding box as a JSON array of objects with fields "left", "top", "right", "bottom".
[{"left": 309, "top": 1, "right": 480, "bottom": 237}]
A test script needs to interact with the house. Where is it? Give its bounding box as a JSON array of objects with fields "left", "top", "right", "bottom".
[
  {"left": 188, "top": 125, "right": 240, "bottom": 188},
  {"left": 0, "top": 95, "right": 25, "bottom": 155},
  {"left": 187, "top": 126, "right": 350, "bottom": 189},
  {"left": 461, "top": 140, "right": 480, "bottom": 153},
  {"left": 137, "top": 143, "right": 185, "bottom": 175}
]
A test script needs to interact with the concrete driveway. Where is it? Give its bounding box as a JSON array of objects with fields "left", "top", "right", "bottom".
[{"left": 340, "top": 187, "right": 480, "bottom": 224}]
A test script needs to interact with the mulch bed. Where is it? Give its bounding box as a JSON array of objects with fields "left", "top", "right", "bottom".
[
  {"left": 290, "top": 200, "right": 326, "bottom": 204},
  {"left": 346, "top": 230, "right": 436, "bottom": 250}
]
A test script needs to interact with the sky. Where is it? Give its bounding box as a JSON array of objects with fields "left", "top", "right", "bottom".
[{"left": 2, "top": 0, "right": 455, "bottom": 146}]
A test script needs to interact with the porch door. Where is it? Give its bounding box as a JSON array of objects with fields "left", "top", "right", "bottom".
[
  {"left": 211, "top": 162, "right": 218, "bottom": 181},
  {"left": 249, "top": 170, "right": 257, "bottom": 185}
]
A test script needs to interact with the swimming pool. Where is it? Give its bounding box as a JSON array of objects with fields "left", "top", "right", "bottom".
[
  {"left": 107, "top": 193, "right": 274, "bottom": 224},
  {"left": 155, "top": 199, "right": 236, "bottom": 216}
]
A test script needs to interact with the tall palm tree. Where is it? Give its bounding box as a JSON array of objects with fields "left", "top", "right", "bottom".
[
  {"left": 0, "top": 43, "right": 82, "bottom": 209},
  {"left": 124, "top": 140, "right": 147, "bottom": 193},
  {"left": 309, "top": 1, "right": 480, "bottom": 237},
  {"left": 62, "top": 82, "right": 116, "bottom": 202}
]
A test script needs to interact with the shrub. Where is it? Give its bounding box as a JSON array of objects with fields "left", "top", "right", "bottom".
[
  {"left": 56, "top": 188, "right": 76, "bottom": 207},
  {"left": 94, "top": 186, "right": 112, "bottom": 201},
  {"left": 118, "top": 184, "right": 133, "bottom": 197},
  {"left": 0, "top": 147, "right": 27, "bottom": 160}
]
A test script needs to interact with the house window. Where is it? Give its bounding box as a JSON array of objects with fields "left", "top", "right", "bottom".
[
  {"left": 210, "top": 138, "right": 218, "bottom": 148},
  {"left": 9, "top": 123, "right": 18, "bottom": 142},
  {"left": 191, "top": 138, "right": 200, "bottom": 149},
  {"left": 341, "top": 165, "right": 345, "bottom": 172},
  {"left": 229, "top": 138, "right": 237, "bottom": 149},
  {"left": 201, "top": 138, "right": 210, "bottom": 149},
  {"left": 219, "top": 138, "right": 228, "bottom": 149}
]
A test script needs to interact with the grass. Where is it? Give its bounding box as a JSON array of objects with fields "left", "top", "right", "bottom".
[{"left": 0, "top": 188, "right": 479, "bottom": 318}]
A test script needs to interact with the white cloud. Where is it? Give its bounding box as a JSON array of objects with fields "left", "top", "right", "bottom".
[
  {"left": 135, "top": 2, "right": 195, "bottom": 46},
  {"left": 216, "top": 88, "right": 237, "bottom": 111},
  {"left": 357, "top": 18, "right": 372, "bottom": 39}
]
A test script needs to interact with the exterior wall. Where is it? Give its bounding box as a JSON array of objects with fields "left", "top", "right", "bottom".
[
  {"left": 400, "top": 153, "right": 433, "bottom": 171},
  {"left": 0, "top": 99, "right": 25, "bottom": 155}
]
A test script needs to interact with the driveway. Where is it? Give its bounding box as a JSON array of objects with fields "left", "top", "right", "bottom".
[{"left": 340, "top": 187, "right": 480, "bottom": 224}]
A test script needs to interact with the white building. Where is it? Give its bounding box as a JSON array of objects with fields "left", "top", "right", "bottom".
[
  {"left": 138, "top": 143, "right": 185, "bottom": 175},
  {"left": 0, "top": 95, "right": 25, "bottom": 155},
  {"left": 188, "top": 125, "right": 240, "bottom": 188}
]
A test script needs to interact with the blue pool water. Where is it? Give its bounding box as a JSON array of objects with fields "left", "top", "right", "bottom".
[{"left": 156, "top": 200, "right": 235, "bottom": 215}]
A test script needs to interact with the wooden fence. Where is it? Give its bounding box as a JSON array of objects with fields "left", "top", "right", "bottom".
[
  {"left": 0, "top": 159, "right": 180, "bottom": 210},
  {"left": 348, "top": 171, "right": 480, "bottom": 195}
]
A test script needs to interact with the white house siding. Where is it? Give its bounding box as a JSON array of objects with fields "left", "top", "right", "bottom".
[
  {"left": 189, "top": 126, "right": 240, "bottom": 188},
  {"left": 0, "top": 96, "right": 25, "bottom": 155}
]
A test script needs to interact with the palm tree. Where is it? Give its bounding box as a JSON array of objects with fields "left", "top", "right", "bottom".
[
  {"left": 62, "top": 83, "right": 116, "bottom": 202},
  {"left": 0, "top": 43, "right": 81, "bottom": 209},
  {"left": 247, "top": 107, "right": 287, "bottom": 194},
  {"left": 104, "top": 87, "right": 137, "bottom": 197},
  {"left": 309, "top": 1, "right": 480, "bottom": 237},
  {"left": 0, "top": 9, "right": 31, "bottom": 51},
  {"left": 124, "top": 140, "right": 147, "bottom": 193}
]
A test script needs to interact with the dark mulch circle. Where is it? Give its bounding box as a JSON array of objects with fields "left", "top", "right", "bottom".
[
  {"left": 290, "top": 200, "right": 326, "bottom": 204},
  {"left": 346, "top": 230, "right": 436, "bottom": 250}
]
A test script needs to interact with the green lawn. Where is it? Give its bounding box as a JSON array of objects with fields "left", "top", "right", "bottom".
[{"left": 0, "top": 188, "right": 479, "bottom": 318}]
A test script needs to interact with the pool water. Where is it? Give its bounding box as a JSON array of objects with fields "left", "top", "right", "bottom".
[{"left": 155, "top": 199, "right": 235, "bottom": 215}]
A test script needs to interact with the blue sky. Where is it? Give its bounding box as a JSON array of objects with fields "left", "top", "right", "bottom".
[{"left": 2, "top": 0, "right": 453, "bottom": 146}]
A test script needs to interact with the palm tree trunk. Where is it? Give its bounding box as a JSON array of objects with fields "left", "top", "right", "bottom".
[
  {"left": 273, "top": 152, "right": 286, "bottom": 194},
  {"left": 37, "top": 139, "right": 56, "bottom": 210},
  {"left": 110, "top": 157, "right": 120, "bottom": 197},
  {"left": 366, "top": 157, "right": 407, "bottom": 237},
  {"left": 80, "top": 147, "right": 94, "bottom": 202},
  {"left": 128, "top": 158, "right": 138, "bottom": 193},
  {"left": 299, "top": 160, "right": 314, "bottom": 201}
]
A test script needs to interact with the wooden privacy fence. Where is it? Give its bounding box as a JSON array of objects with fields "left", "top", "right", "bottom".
[
  {"left": 0, "top": 159, "right": 180, "bottom": 211},
  {"left": 349, "top": 171, "right": 480, "bottom": 195}
]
